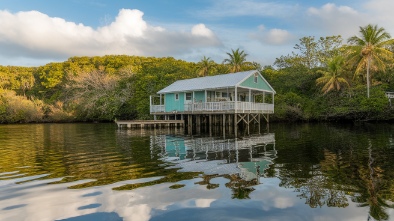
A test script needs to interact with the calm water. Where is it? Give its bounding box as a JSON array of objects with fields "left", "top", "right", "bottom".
[{"left": 1, "top": 123, "right": 394, "bottom": 221}]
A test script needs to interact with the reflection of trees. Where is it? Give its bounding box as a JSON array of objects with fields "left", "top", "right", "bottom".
[
  {"left": 113, "top": 170, "right": 201, "bottom": 191},
  {"left": 298, "top": 174, "right": 349, "bottom": 208},
  {"left": 224, "top": 174, "right": 256, "bottom": 199},
  {"left": 195, "top": 174, "right": 220, "bottom": 190},
  {"left": 194, "top": 174, "right": 256, "bottom": 199},
  {"left": 351, "top": 142, "right": 394, "bottom": 221},
  {"left": 1, "top": 124, "right": 201, "bottom": 190},
  {"left": 278, "top": 162, "right": 349, "bottom": 208},
  {"left": 273, "top": 123, "right": 394, "bottom": 219}
]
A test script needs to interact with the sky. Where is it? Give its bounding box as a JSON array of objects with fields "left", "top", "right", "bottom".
[{"left": 0, "top": 0, "right": 393, "bottom": 67}]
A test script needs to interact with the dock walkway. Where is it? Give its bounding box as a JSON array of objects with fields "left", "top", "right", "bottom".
[{"left": 115, "top": 120, "right": 184, "bottom": 129}]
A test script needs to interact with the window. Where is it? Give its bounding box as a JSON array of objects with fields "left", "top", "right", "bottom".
[
  {"left": 254, "top": 73, "right": 258, "bottom": 83},
  {"left": 175, "top": 93, "right": 179, "bottom": 100},
  {"left": 185, "top": 93, "right": 192, "bottom": 101},
  {"left": 207, "top": 91, "right": 213, "bottom": 102}
]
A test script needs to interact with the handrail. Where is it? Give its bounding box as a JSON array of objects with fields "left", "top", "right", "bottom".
[
  {"left": 150, "top": 101, "right": 273, "bottom": 113},
  {"left": 150, "top": 105, "right": 165, "bottom": 112},
  {"left": 386, "top": 92, "right": 394, "bottom": 98}
]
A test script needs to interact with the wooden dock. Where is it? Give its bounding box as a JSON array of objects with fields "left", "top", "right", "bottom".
[{"left": 115, "top": 120, "right": 184, "bottom": 129}]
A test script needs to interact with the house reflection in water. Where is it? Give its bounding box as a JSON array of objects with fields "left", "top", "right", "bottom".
[{"left": 150, "top": 134, "right": 276, "bottom": 181}]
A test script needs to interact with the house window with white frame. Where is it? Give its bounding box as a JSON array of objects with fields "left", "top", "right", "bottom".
[
  {"left": 175, "top": 93, "right": 179, "bottom": 100},
  {"left": 185, "top": 93, "right": 192, "bottom": 101},
  {"left": 254, "top": 73, "right": 258, "bottom": 83}
]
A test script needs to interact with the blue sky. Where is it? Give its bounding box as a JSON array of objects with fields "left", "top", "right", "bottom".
[{"left": 0, "top": 0, "right": 392, "bottom": 67}]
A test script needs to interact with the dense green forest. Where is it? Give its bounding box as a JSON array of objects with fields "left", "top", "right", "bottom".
[{"left": 1, "top": 24, "right": 394, "bottom": 123}]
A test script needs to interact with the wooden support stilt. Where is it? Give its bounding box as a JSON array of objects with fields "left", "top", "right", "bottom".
[
  {"left": 247, "top": 114, "right": 250, "bottom": 135},
  {"left": 261, "top": 114, "right": 269, "bottom": 123},
  {"left": 196, "top": 115, "right": 201, "bottom": 134},
  {"left": 209, "top": 114, "right": 212, "bottom": 136},
  {"left": 234, "top": 114, "right": 237, "bottom": 136},
  {"left": 222, "top": 114, "right": 226, "bottom": 138},
  {"left": 188, "top": 115, "right": 192, "bottom": 135}
]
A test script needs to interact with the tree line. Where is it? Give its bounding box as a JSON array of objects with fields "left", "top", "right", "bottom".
[
  {"left": 0, "top": 24, "right": 394, "bottom": 123},
  {"left": 265, "top": 24, "right": 394, "bottom": 121}
]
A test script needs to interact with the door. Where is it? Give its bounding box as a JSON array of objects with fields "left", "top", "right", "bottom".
[{"left": 185, "top": 92, "right": 193, "bottom": 111}]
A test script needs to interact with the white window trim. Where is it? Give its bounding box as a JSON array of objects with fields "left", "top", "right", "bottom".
[
  {"left": 175, "top": 93, "right": 179, "bottom": 101},
  {"left": 185, "top": 92, "right": 192, "bottom": 101}
]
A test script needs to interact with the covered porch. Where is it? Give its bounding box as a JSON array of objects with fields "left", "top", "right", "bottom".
[{"left": 150, "top": 86, "right": 274, "bottom": 114}]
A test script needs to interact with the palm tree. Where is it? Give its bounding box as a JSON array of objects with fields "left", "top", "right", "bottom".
[
  {"left": 346, "top": 24, "right": 394, "bottom": 98},
  {"left": 223, "top": 48, "right": 248, "bottom": 73},
  {"left": 316, "top": 56, "right": 350, "bottom": 94},
  {"left": 196, "top": 56, "right": 214, "bottom": 77}
]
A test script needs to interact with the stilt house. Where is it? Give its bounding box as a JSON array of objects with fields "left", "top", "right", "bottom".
[
  {"left": 150, "top": 70, "right": 275, "bottom": 131},
  {"left": 151, "top": 70, "right": 275, "bottom": 115}
]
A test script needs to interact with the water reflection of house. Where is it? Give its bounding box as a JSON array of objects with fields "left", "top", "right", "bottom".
[{"left": 150, "top": 134, "right": 276, "bottom": 181}]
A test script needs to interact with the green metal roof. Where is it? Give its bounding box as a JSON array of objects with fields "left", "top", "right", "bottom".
[{"left": 157, "top": 70, "right": 276, "bottom": 94}]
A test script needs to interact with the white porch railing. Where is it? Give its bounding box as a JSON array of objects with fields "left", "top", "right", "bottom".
[
  {"left": 234, "top": 102, "right": 274, "bottom": 113},
  {"left": 186, "top": 101, "right": 274, "bottom": 113},
  {"left": 151, "top": 102, "right": 274, "bottom": 113},
  {"left": 185, "top": 102, "right": 234, "bottom": 111},
  {"left": 150, "top": 105, "right": 165, "bottom": 113}
]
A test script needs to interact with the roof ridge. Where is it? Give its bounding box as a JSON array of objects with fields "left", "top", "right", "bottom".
[{"left": 176, "top": 70, "right": 256, "bottom": 81}]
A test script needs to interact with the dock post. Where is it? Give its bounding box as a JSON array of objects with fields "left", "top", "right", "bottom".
[
  {"left": 229, "top": 114, "right": 233, "bottom": 135},
  {"left": 247, "top": 114, "right": 250, "bottom": 135},
  {"left": 234, "top": 114, "right": 237, "bottom": 137},
  {"left": 209, "top": 114, "right": 212, "bottom": 136},
  {"left": 196, "top": 115, "right": 201, "bottom": 134},
  {"left": 258, "top": 114, "right": 261, "bottom": 134},
  {"left": 188, "top": 115, "right": 193, "bottom": 135},
  {"left": 222, "top": 114, "right": 226, "bottom": 138}
]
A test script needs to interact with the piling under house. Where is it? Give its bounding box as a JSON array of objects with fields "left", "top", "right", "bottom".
[{"left": 150, "top": 70, "right": 276, "bottom": 133}]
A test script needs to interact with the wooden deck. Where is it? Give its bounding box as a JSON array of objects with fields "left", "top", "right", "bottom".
[
  {"left": 115, "top": 120, "right": 184, "bottom": 129},
  {"left": 150, "top": 101, "right": 274, "bottom": 115}
]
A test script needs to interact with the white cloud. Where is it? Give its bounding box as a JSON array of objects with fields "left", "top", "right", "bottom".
[
  {"left": 305, "top": 3, "right": 366, "bottom": 38},
  {"left": 308, "top": 3, "right": 358, "bottom": 16},
  {"left": 363, "top": 0, "right": 394, "bottom": 16},
  {"left": 0, "top": 9, "right": 221, "bottom": 65},
  {"left": 119, "top": 204, "right": 151, "bottom": 221},
  {"left": 195, "top": 199, "right": 215, "bottom": 208},
  {"left": 98, "top": 9, "right": 148, "bottom": 38},
  {"left": 362, "top": 0, "right": 394, "bottom": 35},
  {"left": 273, "top": 197, "right": 294, "bottom": 209},
  {"left": 197, "top": 0, "right": 298, "bottom": 18},
  {"left": 250, "top": 26, "right": 294, "bottom": 45},
  {"left": 191, "top": 24, "right": 215, "bottom": 37}
]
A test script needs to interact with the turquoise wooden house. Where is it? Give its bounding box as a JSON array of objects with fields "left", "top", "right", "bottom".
[{"left": 150, "top": 70, "right": 276, "bottom": 132}]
